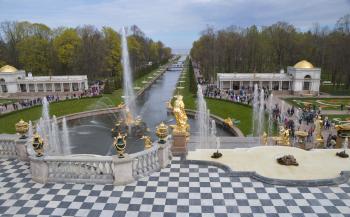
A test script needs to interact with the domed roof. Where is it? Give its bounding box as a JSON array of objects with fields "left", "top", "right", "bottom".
[
  {"left": 0, "top": 65, "right": 18, "bottom": 73},
  {"left": 294, "top": 60, "right": 314, "bottom": 69}
]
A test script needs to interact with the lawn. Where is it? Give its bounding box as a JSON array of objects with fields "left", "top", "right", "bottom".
[
  {"left": 176, "top": 60, "right": 253, "bottom": 135},
  {"left": 320, "top": 85, "right": 350, "bottom": 96},
  {"left": 285, "top": 98, "right": 350, "bottom": 110},
  {"left": 0, "top": 99, "right": 17, "bottom": 105},
  {"left": 0, "top": 64, "right": 168, "bottom": 134}
]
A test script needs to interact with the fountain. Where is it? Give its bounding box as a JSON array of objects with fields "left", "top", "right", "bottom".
[
  {"left": 35, "top": 97, "right": 72, "bottom": 155},
  {"left": 121, "top": 26, "right": 136, "bottom": 118},
  {"left": 252, "top": 84, "right": 265, "bottom": 141},
  {"left": 197, "top": 84, "right": 211, "bottom": 149}
]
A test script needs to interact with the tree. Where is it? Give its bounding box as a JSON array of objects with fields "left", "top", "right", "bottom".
[{"left": 53, "top": 28, "right": 81, "bottom": 74}]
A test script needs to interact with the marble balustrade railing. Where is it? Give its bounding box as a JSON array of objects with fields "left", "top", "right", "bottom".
[
  {"left": 0, "top": 134, "right": 22, "bottom": 159},
  {"left": 29, "top": 141, "right": 171, "bottom": 185},
  {"left": 130, "top": 144, "right": 160, "bottom": 179},
  {"left": 44, "top": 155, "right": 114, "bottom": 184}
]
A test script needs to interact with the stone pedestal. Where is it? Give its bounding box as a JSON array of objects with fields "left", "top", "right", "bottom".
[
  {"left": 171, "top": 131, "right": 188, "bottom": 156},
  {"left": 30, "top": 157, "right": 48, "bottom": 184},
  {"left": 158, "top": 142, "right": 171, "bottom": 168},
  {"left": 15, "top": 139, "right": 29, "bottom": 161},
  {"left": 113, "top": 155, "right": 135, "bottom": 185}
]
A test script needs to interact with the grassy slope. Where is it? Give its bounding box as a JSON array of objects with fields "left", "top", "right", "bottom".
[
  {"left": 177, "top": 61, "right": 252, "bottom": 135},
  {"left": 0, "top": 64, "right": 165, "bottom": 134}
]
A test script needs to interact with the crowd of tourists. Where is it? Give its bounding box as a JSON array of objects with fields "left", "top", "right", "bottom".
[{"left": 0, "top": 88, "right": 101, "bottom": 115}]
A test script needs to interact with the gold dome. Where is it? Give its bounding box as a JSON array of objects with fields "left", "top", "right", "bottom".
[
  {"left": 0, "top": 65, "right": 18, "bottom": 73},
  {"left": 294, "top": 60, "right": 314, "bottom": 69}
]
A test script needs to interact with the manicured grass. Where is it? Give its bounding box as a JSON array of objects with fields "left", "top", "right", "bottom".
[
  {"left": 326, "top": 114, "right": 350, "bottom": 121},
  {"left": 176, "top": 60, "right": 253, "bottom": 135},
  {"left": 0, "top": 99, "right": 17, "bottom": 105},
  {"left": 320, "top": 85, "right": 350, "bottom": 96},
  {"left": 285, "top": 98, "right": 350, "bottom": 110},
  {"left": 0, "top": 63, "right": 168, "bottom": 134}
]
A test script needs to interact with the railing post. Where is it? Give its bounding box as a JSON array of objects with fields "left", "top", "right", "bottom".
[
  {"left": 30, "top": 157, "right": 48, "bottom": 184},
  {"left": 15, "top": 138, "right": 29, "bottom": 161},
  {"left": 112, "top": 155, "right": 135, "bottom": 185},
  {"left": 158, "top": 141, "right": 171, "bottom": 169}
]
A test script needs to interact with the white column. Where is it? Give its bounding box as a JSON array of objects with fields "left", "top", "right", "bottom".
[
  {"left": 249, "top": 81, "right": 253, "bottom": 88},
  {"left": 269, "top": 81, "right": 272, "bottom": 90},
  {"left": 52, "top": 83, "right": 55, "bottom": 92},
  {"left": 61, "top": 83, "right": 64, "bottom": 92},
  {"left": 26, "top": 84, "right": 29, "bottom": 93},
  {"left": 69, "top": 83, "right": 73, "bottom": 92},
  {"left": 34, "top": 83, "right": 38, "bottom": 92},
  {"left": 43, "top": 83, "right": 47, "bottom": 92},
  {"left": 279, "top": 81, "right": 282, "bottom": 91},
  {"left": 239, "top": 81, "right": 243, "bottom": 89},
  {"left": 220, "top": 81, "right": 223, "bottom": 89},
  {"left": 78, "top": 82, "right": 82, "bottom": 91},
  {"left": 229, "top": 81, "right": 233, "bottom": 90}
]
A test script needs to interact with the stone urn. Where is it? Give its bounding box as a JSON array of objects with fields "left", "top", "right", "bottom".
[
  {"left": 15, "top": 119, "right": 29, "bottom": 139},
  {"left": 277, "top": 155, "right": 299, "bottom": 166}
]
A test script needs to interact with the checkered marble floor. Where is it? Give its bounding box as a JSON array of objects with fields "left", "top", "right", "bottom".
[{"left": 0, "top": 158, "right": 350, "bottom": 217}]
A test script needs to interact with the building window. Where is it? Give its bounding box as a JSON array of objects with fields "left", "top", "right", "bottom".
[
  {"left": 72, "top": 83, "right": 79, "bottom": 91},
  {"left": 46, "top": 83, "right": 52, "bottom": 92},
  {"left": 29, "top": 84, "right": 35, "bottom": 92},
  {"left": 37, "top": 84, "right": 44, "bottom": 92},
  {"left": 272, "top": 81, "right": 279, "bottom": 90},
  {"left": 55, "top": 83, "right": 61, "bottom": 91},
  {"left": 303, "top": 75, "right": 311, "bottom": 91},
  {"left": 282, "top": 81, "right": 289, "bottom": 90},
  {"left": 63, "top": 83, "right": 70, "bottom": 92},
  {"left": 20, "top": 84, "right": 26, "bottom": 92},
  {"left": 0, "top": 78, "right": 7, "bottom": 93}
]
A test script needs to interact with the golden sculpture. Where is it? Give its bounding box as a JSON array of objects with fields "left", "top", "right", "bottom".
[
  {"left": 156, "top": 122, "right": 169, "bottom": 144},
  {"left": 224, "top": 118, "right": 234, "bottom": 129},
  {"left": 32, "top": 133, "right": 44, "bottom": 157},
  {"left": 141, "top": 135, "right": 152, "bottom": 149},
  {"left": 15, "top": 119, "right": 29, "bottom": 139},
  {"left": 116, "top": 102, "right": 125, "bottom": 109},
  {"left": 272, "top": 126, "right": 290, "bottom": 146},
  {"left": 124, "top": 107, "right": 134, "bottom": 126},
  {"left": 262, "top": 132, "right": 268, "bottom": 145},
  {"left": 171, "top": 95, "right": 189, "bottom": 135},
  {"left": 113, "top": 133, "right": 127, "bottom": 158},
  {"left": 314, "top": 116, "right": 323, "bottom": 143},
  {"left": 335, "top": 124, "right": 350, "bottom": 132}
]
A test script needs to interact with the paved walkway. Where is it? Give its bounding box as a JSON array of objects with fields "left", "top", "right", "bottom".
[{"left": 1, "top": 158, "right": 350, "bottom": 216}]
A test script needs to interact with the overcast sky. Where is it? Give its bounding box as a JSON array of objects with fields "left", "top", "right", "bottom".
[{"left": 0, "top": 0, "right": 349, "bottom": 51}]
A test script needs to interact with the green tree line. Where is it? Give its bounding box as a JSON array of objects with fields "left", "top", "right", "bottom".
[
  {"left": 0, "top": 21, "right": 172, "bottom": 86},
  {"left": 190, "top": 14, "right": 350, "bottom": 87}
]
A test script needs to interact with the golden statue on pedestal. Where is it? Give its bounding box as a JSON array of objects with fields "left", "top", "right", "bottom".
[
  {"left": 171, "top": 95, "right": 189, "bottom": 135},
  {"left": 224, "top": 118, "right": 234, "bottom": 129},
  {"left": 262, "top": 132, "right": 268, "bottom": 145},
  {"left": 314, "top": 116, "right": 323, "bottom": 143},
  {"left": 156, "top": 122, "right": 169, "bottom": 144},
  {"left": 141, "top": 135, "right": 152, "bottom": 149}
]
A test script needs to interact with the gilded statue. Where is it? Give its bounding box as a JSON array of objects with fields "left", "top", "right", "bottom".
[
  {"left": 171, "top": 95, "right": 189, "bottom": 134},
  {"left": 314, "top": 116, "right": 323, "bottom": 143},
  {"left": 262, "top": 132, "right": 268, "bottom": 145},
  {"left": 141, "top": 135, "right": 152, "bottom": 149}
]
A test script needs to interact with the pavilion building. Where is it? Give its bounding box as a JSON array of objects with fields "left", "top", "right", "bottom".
[
  {"left": 0, "top": 65, "right": 88, "bottom": 96},
  {"left": 216, "top": 60, "right": 321, "bottom": 95}
]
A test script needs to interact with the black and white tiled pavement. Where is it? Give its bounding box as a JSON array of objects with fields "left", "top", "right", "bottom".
[{"left": 0, "top": 157, "right": 350, "bottom": 217}]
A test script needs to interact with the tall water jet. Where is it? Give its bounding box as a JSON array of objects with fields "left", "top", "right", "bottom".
[
  {"left": 121, "top": 26, "right": 136, "bottom": 117},
  {"left": 50, "top": 115, "right": 60, "bottom": 154},
  {"left": 252, "top": 84, "right": 259, "bottom": 136},
  {"left": 197, "top": 84, "right": 210, "bottom": 149},
  {"left": 62, "top": 117, "right": 72, "bottom": 155},
  {"left": 257, "top": 88, "right": 265, "bottom": 137},
  {"left": 267, "top": 94, "right": 274, "bottom": 141}
]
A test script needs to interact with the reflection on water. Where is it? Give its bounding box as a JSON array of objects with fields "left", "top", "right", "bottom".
[{"left": 68, "top": 65, "right": 232, "bottom": 155}]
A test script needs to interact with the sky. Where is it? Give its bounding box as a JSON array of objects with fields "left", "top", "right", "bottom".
[{"left": 0, "top": 0, "right": 349, "bottom": 51}]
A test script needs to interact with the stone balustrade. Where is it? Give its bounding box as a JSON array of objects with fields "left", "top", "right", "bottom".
[
  {"left": 131, "top": 144, "right": 160, "bottom": 179},
  {"left": 29, "top": 141, "right": 171, "bottom": 185},
  {"left": 0, "top": 134, "right": 25, "bottom": 159},
  {"left": 44, "top": 155, "right": 114, "bottom": 184}
]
